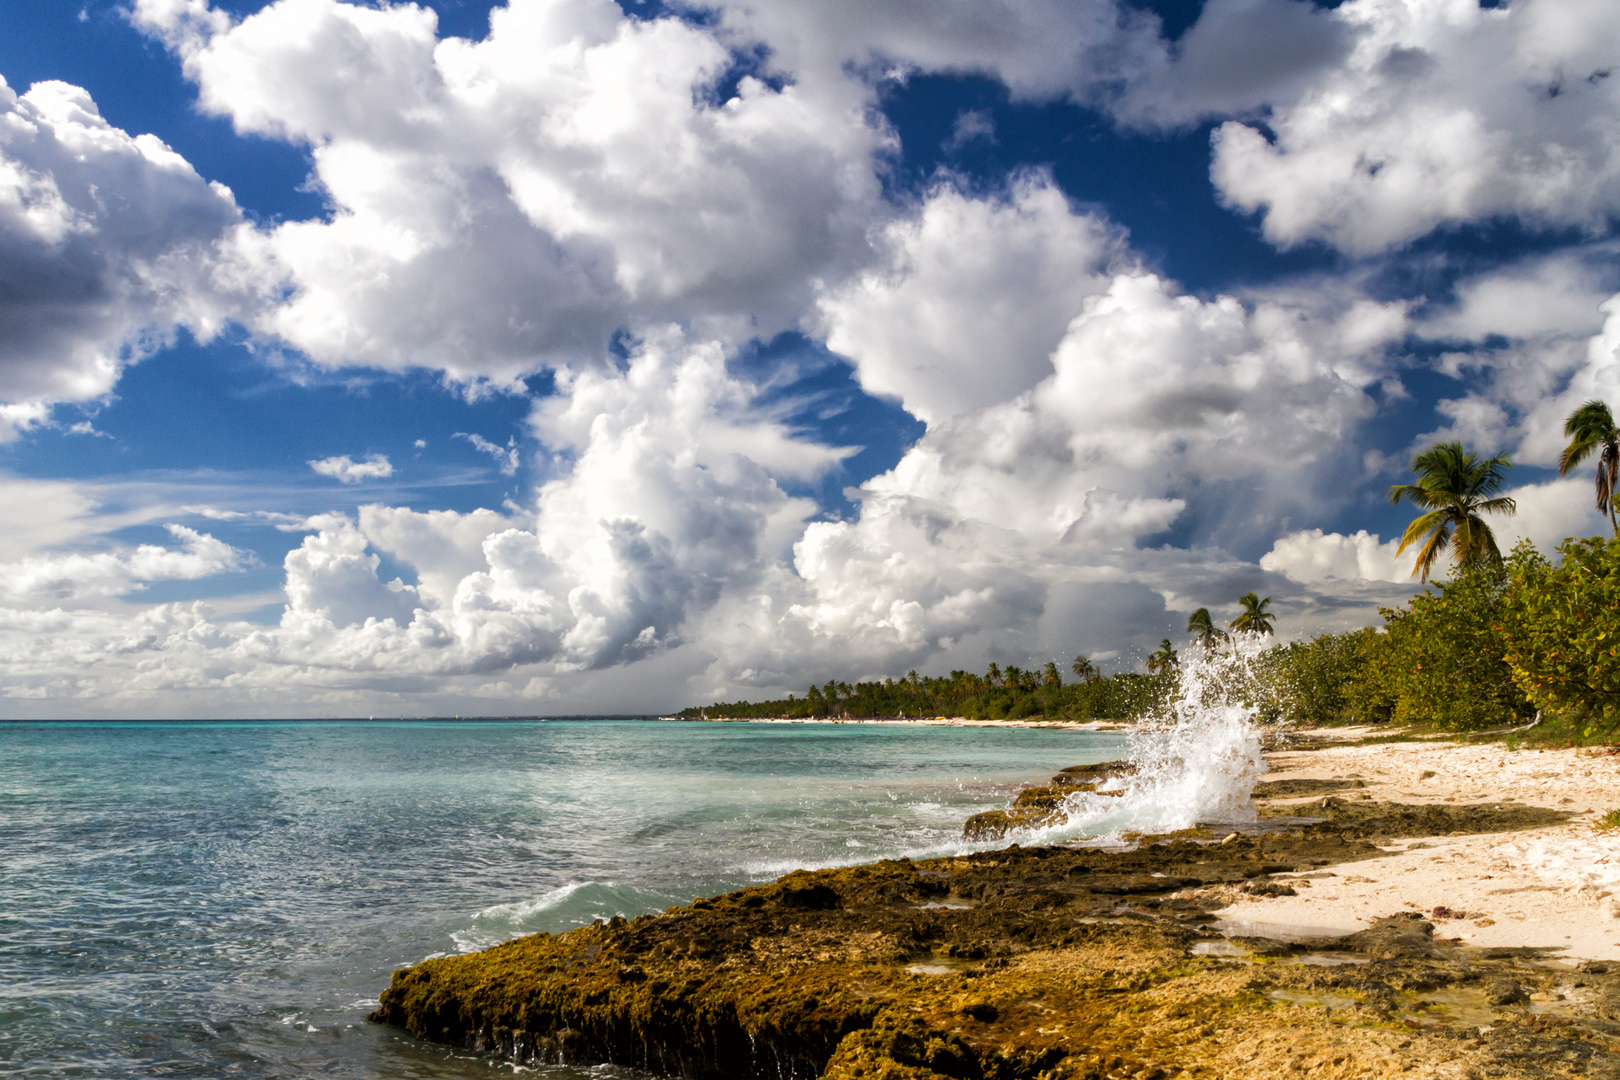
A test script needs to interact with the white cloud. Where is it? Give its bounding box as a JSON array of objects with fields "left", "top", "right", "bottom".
[
  {"left": 1515, "top": 289, "right": 1620, "bottom": 467},
  {"left": 0, "top": 524, "right": 250, "bottom": 602},
  {"left": 686, "top": 0, "right": 1165, "bottom": 104},
  {"left": 6, "top": 0, "right": 1618, "bottom": 715},
  {"left": 454, "top": 432, "right": 520, "bottom": 475},
  {"left": 131, "top": 0, "right": 890, "bottom": 385},
  {"left": 1402, "top": 266, "right": 1620, "bottom": 475},
  {"left": 1205, "top": 0, "right": 1620, "bottom": 254},
  {"left": 531, "top": 329, "right": 856, "bottom": 483},
  {"left": 0, "top": 330, "right": 846, "bottom": 702},
  {"left": 1261, "top": 528, "right": 1408, "bottom": 585},
  {"left": 1117, "top": 0, "right": 1354, "bottom": 128},
  {"left": 0, "top": 260, "right": 1433, "bottom": 712},
  {"left": 943, "top": 108, "right": 996, "bottom": 151},
  {"left": 666, "top": 265, "right": 1414, "bottom": 688},
  {"left": 357, "top": 505, "right": 513, "bottom": 608},
  {"left": 0, "top": 76, "right": 240, "bottom": 434},
  {"left": 1424, "top": 247, "right": 1617, "bottom": 343},
  {"left": 279, "top": 513, "right": 419, "bottom": 628},
  {"left": 308, "top": 454, "right": 393, "bottom": 483},
  {"left": 815, "top": 177, "right": 1126, "bottom": 423},
  {"left": 1496, "top": 475, "right": 1613, "bottom": 553}
]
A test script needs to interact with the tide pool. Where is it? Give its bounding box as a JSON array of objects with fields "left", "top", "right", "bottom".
[{"left": 0, "top": 719, "right": 1125, "bottom": 1079}]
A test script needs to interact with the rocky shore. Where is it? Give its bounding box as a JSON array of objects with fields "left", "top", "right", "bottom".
[{"left": 369, "top": 739, "right": 1620, "bottom": 1079}]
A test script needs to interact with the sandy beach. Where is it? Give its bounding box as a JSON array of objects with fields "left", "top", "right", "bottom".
[
  {"left": 662, "top": 714, "right": 1129, "bottom": 730},
  {"left": 1223, "top": 730, "right": 1620, "bottom": 963}
]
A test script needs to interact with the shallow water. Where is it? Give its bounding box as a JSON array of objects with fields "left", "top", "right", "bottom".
[{"left": 0, "top": 718, "right": 1124, "bottom": 1079}]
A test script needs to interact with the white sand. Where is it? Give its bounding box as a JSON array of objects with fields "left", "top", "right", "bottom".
[
  {"left": 665, "top": 715, "right": 1128, "bottom": 731},
  {"left": 1218, "top": 735, "right": 1620, "bottom": 961}
]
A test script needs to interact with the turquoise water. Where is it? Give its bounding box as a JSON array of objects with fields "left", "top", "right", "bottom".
[{"left": 0, "top": 719, "right": 1125, "bottom": 1079}]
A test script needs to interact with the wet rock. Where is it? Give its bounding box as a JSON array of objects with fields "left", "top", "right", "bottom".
[
  {"left": 1320, "top": 913, "right": 1444, "bottom": 961},
  {"left": 372, "top": 778, "right": 1609, "bottom": 1080},
  {"left": 1251, "top": 778, "right": 1367, "bottom": 798},
  {"left": 1272, "top": 798, "right": 1573, "bottom": 838},
  {"left": 1239, "top": 881, "right": 1298, "bottom": 897},
  {"left": 781, "top": 882, "right": 841, "bottom": 910},
  {"left": 962, "top": 763, "right": 1134, "bottom": 840},
  {"left": 1489, "top": 979, "right": 1531, "bottom": 1007},
  {"left": 1051, "top": 761, "right": 1132, "bottom": 786}
]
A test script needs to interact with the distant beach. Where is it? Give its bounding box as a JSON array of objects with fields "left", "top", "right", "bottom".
[{"left": 660, "top": 713, "right": 1131, "bottom": 731}]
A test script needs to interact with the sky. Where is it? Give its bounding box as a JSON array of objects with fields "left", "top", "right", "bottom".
[{"left": 0, "top": 0, "right": 1616, "bottom": 718}]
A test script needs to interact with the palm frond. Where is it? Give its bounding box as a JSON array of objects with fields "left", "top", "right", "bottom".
[
  {"left": 1561, "top": 400, "right": 1618, "bottom": 464},
  {"left": 1388, "top": 482, "right": 1445, "bottom": 508},
  {"left": 1560, "top": 430, "right": 1604, "bottom": 475},
  {"left": 1396, "top": 509, "right": 1448, "bottom": 555},
  {"left": 1413, "top": 522, "right": 1451, "bottom": 582},
  {"left": 1468, "top": 453, "right": 1513, "bottom": 498}
]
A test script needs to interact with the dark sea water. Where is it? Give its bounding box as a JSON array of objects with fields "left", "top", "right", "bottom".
[{"left": 0, "top": 719, "right": 1126, "bottom": 1079}]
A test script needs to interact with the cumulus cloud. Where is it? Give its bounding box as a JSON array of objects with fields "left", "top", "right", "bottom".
[
  {"left": 1399, "top": 259, "right": 1620, "bottom": 477},
  {"left": 130, "top": 0, "right": 890, "bottom": 385},
  {"left": 1204, "top": 0, "right": 1620, "bottom": 254},
  {"left": 279, "top": 513, "right": 420, "bottom": 629},
  {"left": 1117, "top": 0, "right": 1353, "bottom": 128},
  {"left": 815, "top": 177, "right": 1126, "bottom": 423},
  {"left": 702, "top": 271, "right": 1407, "bottom": 678},
  {"left": 19, "top": 330, "right": 851, "bottom": 697},
  {"left": 308, "top": 454, "right": 393, "bottom": 483},
  {"left": 0, "top": 76, "right": 240, "bottom": 435},
  {"left": 0, "top": 524, "right": 250, "bottom": 602},
  {"left": 1496, "top": 475, "right": 1615, "bottom": 553},
  {"left": 1261, "top": 528, "right": 1408, "bottom": 586},
  {"left": 0, "top": 262, "right": 1430, "bottom": 710},
  {"left": 685, "top": 0, "right": 1166, "bottom": 103},
  {"left": 6, "top": 0, "right": 1617, "bottom": 715}
]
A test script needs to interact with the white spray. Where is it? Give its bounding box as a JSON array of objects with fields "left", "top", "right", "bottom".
[{"left": 1042, "top": 634, "right": 1270, "bottom": 841}]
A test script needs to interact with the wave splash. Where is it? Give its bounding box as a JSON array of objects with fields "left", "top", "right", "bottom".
[
  {"left": 452, "top": 881, "right": 692, "bottom": 952},
  {"left": 1042, "top": 635, "right": 1270, "bottom": 841}
]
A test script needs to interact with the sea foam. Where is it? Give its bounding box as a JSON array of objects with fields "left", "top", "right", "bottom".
[
  {"left": 1038, "top": 634, "right": 1269, "bottom": 842},
  {"left": 453, "top": 881, "right": 691, "bottom": 952}
]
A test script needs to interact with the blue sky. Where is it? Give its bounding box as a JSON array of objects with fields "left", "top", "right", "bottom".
[{"left": 0, "top": 0, "right": 1615, "bottom": 716}]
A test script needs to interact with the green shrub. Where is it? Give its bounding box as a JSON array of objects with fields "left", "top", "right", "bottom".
[
  {"left": 1502, "top": 535, "right": 1620, "bottom": 736},
  {"left": 1372, "top": 552, "right": 1538, "bottom": 732}
]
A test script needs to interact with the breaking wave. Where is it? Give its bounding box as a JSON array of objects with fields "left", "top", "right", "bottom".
[
  {"left": 451, "top": 881, "right": 693, "bottom": 952},
  {"left": 1037, "top": 635, "right": 1270, "bottom": 842}
]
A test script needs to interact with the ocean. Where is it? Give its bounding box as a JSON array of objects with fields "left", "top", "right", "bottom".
[{"left": 0, "top": 718, "right": 1127, "bottom": 1079}]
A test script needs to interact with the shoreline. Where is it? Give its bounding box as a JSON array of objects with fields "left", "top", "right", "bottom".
[
  {"left": 660, "top": 714, "right": 1131, "bottom": 731},
  {"left": 370, "top": 726, "right": 1620, "bottom": 1078}
]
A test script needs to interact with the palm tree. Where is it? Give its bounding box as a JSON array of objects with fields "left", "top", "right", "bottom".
[
  {"left": 1388, "top": 441, "right": 1517, "bottom": 583},
  {"left": 1147, "top": 639, "right": 1179, "bottom": 674},
  {"left": 1558, "top": 399, "right": 1619, "bottom": 535},
  {"left": 1186, "top": 608, "right": 1224, "bottom": 650},
  {"left": 1042, "top": 661, "right": 1062, "bottom": 688},
  {"left": 1228, "top": 592, "right": 1275, "bottom": 636},
  {"left": 1071, "top": 654, "right": 1099, "bottom": 684}
]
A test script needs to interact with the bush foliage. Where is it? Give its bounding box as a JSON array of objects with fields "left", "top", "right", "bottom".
[{"left": 1502, "top": 536, "right": 1620, "bottom": 736}]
